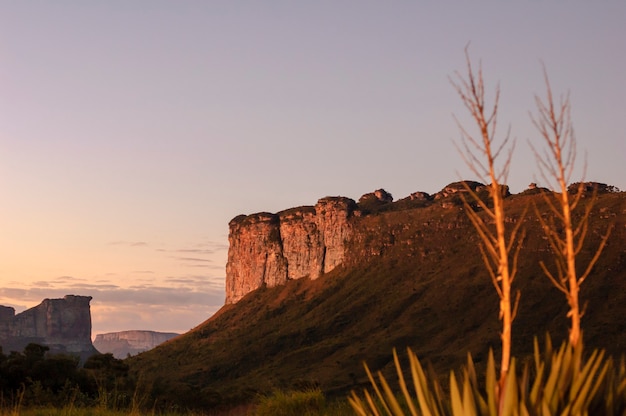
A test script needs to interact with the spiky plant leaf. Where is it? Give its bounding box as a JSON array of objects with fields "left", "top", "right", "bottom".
[
  {"left": 542, "top": 343, "right": 566, "bottom": 412},
  {"left": 348, "top": 391, "right": 372, "bottom": 416},
  {"left": 365, "top": 363, "right": 391, "bottom": 415},
  {"left": 364, "top": 390, "right": 381, "bottom": 416},
  {"left": 529, "top": 361, "right": 545, "bottom": 409},
  {"left": 534, "top": 337, "right": 541, "bottom": 374},
  {"left": 429, "top": 362, "right": 449, "bottom": 416},
  {"left": 486, "top": 349, "right": 498, "bottom": 416},
  {"left": 462, "top": 371, "right": 478, "bottom": 416},
  {"left": 450, "top": 372, "right": 464, "bottom": 416},
  {"left": 378, "top": 368, "right": 407, "bottom": 415},
  {"left": 570, "top": 352, "right": 609, "bottom": 414},
  {"left": 518, "top": 362, "right": 530, "bottom": 406},
  {"left": 466, "top": 352, "right": 478, "bottom": 387},
  {"left": 544, "top": 334, "right": 554, "bottom": 362},
  {"left": 393, "top": 349, "right": 419, "bottom": 416},
  {"left": 465, "top": 352, "right": 488, "bottom": 414},
  {"left": 569, "top": 349, "right": 601, "bottom": 401},
  {"left": 408, "top": 348, "right": 439, "bottom": 416},
  {"left": 500, "top": 358, "right": 519, "bottom": 416}
]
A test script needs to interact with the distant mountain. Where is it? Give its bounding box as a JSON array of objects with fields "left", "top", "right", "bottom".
[
  {"left": 128, "top": 183, "right": 625, "bottom": 411},
  {"left": 0, "top": 295, "right": 97, "bottom": 361},
  {"left": 94, "top": 330, "right": 179, "bottom": 358}
]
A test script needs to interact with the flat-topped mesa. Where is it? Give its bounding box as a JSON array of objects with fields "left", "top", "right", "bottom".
[
  {"left": 224, "top": 180, "right": 622, "bottom": 305},
  {"left": 93, "top": 330, "right": 179, "bottom": 358},
  {"left": 225, "top": 196, "right": 356, "bottom": 304}
]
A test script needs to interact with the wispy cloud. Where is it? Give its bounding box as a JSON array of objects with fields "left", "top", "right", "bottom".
[
  {"left": 108, "top": 241, "right": 149, "bottom": 247},
  {"left": 56, "top": 276, "right": 87, "bottom": 281},
  {"left": 164, "top": 276, "right": 208, "bottom": 285},
  {"left": 174, "top": 257, "right": 222, "bottom": 269},
  {"left": 156, "top": 241, "right": 229, "bottom": 256},
  {"left": 174, "top": 248, "right": 215, "bottom": 255},
  {"left": 176, "top": 257, "right": 213, "bottom": 263},
  {"left": 67, "top": 283, "right": 121, "bottom": 290}
]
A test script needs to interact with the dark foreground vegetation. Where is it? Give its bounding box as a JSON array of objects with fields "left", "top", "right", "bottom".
[{"left": 0, "top": 344, "right": 133, "bottom": 410}]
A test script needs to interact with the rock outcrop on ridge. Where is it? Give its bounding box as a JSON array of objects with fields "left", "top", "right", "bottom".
[
  {"left": 94, "top": 330, "right": 179, "bottom": 358},
  {"left": 0, "top": 295, "right": 97, "bottom": 358},
  {"left": 226, "top": 196, "right": 356, "bottom": 304},
  {"left": 225, "top": 181, "right": 622, "bottom": 305}
]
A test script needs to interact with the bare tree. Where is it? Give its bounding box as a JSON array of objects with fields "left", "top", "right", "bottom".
[
  {"left": 450, "top": 49, "right": 525, "bottom": 400},
  {"left": 530, "top": 70, "right": 612, "bottom": 347}
]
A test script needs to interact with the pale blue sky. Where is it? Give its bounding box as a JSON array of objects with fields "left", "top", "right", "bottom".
[{"left": 1, "top": 2, "right": 624, "bottom": 335}]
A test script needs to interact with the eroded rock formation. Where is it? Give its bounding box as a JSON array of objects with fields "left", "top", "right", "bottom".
[
  {"left": 226, "top": 196, "right": 356, "bottom": 303},
  {"left": 228, "top": 180, "right": 619, "bottom": 304},
  {"left": 93, "top": 330, "right": 179, "bottom": 358},
  {"left": 0, "top": 295, "right": 96, "bottom": 358}
]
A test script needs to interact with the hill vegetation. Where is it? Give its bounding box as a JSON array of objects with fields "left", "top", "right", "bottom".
[{"left": 127, "top": 187, "right": 625, "bottom": 412}]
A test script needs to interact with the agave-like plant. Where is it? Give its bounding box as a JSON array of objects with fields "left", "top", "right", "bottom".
[
  {"left": 602, "top": 355, "right": 626, "bottom": 416},
  {"left": 523, "top": 336, "right": 609, "bottom": 415},
  {"left": 349, "top": 336, "right": 617, "bottom": 416}
]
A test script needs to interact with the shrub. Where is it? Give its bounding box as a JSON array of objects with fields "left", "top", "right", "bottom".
[{"left": 255, "top": 389, "right": 326, "bottom": 416}]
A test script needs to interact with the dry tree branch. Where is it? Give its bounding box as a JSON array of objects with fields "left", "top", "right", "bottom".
[
  {"left": 578, "top": 224, "right": 613, "bottom": 285},
  {"left": 450, "top": 47, "right": 523, "bottom": 396},
  {"left": 539, "top": 261, "right": 568, "bottom": 295},
  {"left": 530, "top": 66, "right": 612, "bottom": 347},
  {"left": 511, "top": 290, "right": 522, "bottom": 322}
]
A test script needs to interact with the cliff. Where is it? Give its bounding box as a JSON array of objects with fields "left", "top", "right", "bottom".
[
  {"left": 94, "top": 330, "right": 179, "bottom": 358},
  {"left": 225, "top": 182, "right": 621, "bottom": 304},
  {"left": 226, "top": 196, "right": 356, "bottom": 303},
  {"left": 0, "top": 295, "right": 97, "bottom": 358}
]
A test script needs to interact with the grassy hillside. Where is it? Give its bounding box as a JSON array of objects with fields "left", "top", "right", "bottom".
[{"left": 127, "top": 189, "right": 625, "bottom": 411}]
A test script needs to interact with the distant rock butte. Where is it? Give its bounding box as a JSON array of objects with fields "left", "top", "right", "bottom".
[
  {"left": 0, "top": 295, "right": 96, "bottom": 358},
  {"left": 93, "top": 330, "right": 179, "bottom": 358}
]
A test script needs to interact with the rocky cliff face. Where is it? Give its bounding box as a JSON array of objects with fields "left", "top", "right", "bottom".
[
  {"left": 0, "top": 295, "right": 96, "bottom": 357},
  {"left": 226, "top": 196, "right": 356, "bottom": 304},
  {"left": 226, "top": 182, "right": 622, "bottom": 304},
  {"left": 93, "top": 330, "right": 179, "bottom": 358}
]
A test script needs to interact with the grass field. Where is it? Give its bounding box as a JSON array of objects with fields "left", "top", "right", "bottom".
[{"left": 0, "top": 389, "right": 354, "bottom": 415}]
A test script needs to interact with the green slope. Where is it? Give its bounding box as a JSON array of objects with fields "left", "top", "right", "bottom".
[{"left": 127, "top": 190, "right": 625, "bottom": 410}]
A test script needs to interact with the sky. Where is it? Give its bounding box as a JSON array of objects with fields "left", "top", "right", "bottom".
[{"left": 1, "top": 2, "right": 625, "bottom": 337}]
